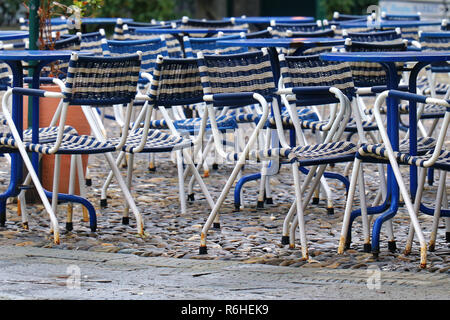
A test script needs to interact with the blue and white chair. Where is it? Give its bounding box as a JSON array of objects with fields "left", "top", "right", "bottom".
[
  {"left": 2, "top": 52, "right": 146, "bottom": 236},
  {"left": 340, "top": 90, "right": 450, "bottom": 269},
  {"left": 196, "top": 49, "right": 277, "bottom": 254}
]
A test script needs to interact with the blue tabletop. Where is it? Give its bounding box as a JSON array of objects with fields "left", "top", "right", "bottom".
[
  {"left": 224, "top": 16, "right": 315, "bottom": 24},
  {"left": 0, "top": 50, "right": 91, "bottom": 61},
  {"left": 340, "top": 19, "right": 442, "bottom": 29},
  {"left": 0, "top": 31, "right": 29, "bottom": 41},
  {"left": 135, "top": 28, "right": 248, "bottom": 34},
  {"left": 49, "top": 17, "right": 133, "bottom": 25},
  {"left": 217, "top": 37, "right": 345, "bottom": 48},
  {"left": 320, "top": 51, "right": 450, "bottom": 63}
]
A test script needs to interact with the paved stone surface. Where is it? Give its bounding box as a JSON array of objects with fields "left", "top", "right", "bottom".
[
  {"left": 0, "top": 98, "right": 448, "bottom": 299},
  {"left": 0, "top": 245, "right": 448, "bottom": 300}
]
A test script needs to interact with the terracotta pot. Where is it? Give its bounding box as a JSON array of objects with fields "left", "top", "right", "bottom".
[{"left": 23, "top": 84, "right": 91, "bottom": 195}]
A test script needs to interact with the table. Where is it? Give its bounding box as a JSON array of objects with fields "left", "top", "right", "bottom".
[
  {"left": 339, "top": 19, "right": 442, "bottom": 29},
  {"left": 0, "top": 50, "right": 97, "bottom": 228},
  {"left": 135, "top": 28, "right": 249, "bottom": 35},
  {"left": 0, "top": 31, "right": 29, "bottom": 41},
  {"left": 224, "top": 16, "right": 315, "bottom": 24},
  {"left": 320, "top": 50, "right": 450, "bottom": 254}
]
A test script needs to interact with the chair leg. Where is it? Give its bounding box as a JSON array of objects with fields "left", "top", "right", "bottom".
[
  {"left": 175, "top": 150, "right": 187, "bottom": 215},
  {"left": 292, "top": 162, "right": 308, "bottom": 260},
  {"left": 338, "top": 158, "right": 361, "bottom": 254},
  {"left": 103, "top": 152, "right": 144, "bottom": 236},
  {"left": 404, "top": 167, "right": 427, "bottom": 255},
  {"left": 100, "top": 150, "right": 126, "bottom": 208},
  {"left": 199, "top": 161, "right": 244, "bottom": 254},
  {"left": 51, "top": 154, "right": 62, "bottom": 221},
  {"left": 429, "top": 170, "right": 446, "bottom": 252},
  {"left": 66, "top": 155, "right": 77, "bottom": 231},
  {"left": 122, "top": 153, "right": 135, "bottom": 225},
  {"left": 76, "top": 155, "right": 89, "bottom": 223},
  {"left": 357, "top": 163, "right": 371, "bottom": 252}
]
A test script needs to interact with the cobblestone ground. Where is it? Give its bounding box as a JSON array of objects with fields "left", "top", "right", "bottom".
[{"left": 0, "top": 116, "right": 448, "bottom": 276}]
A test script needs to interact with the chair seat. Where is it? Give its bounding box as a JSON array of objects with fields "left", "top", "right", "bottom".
[
  {"left": 366, "top": 103, "right": 446, "bottom": 119},
  {"left": 22, "top": 126, "right": 79, "bottom": 143},
  {"left": 138, "top": 115, "right": 237, "bottom": 133},
  {"left": 226, "top": 141, "right": 358, "bottom": 166},
  {"left": 293, "top": 117, "right": 378, "bottom": 132},
  {"left": 0, "top": 133, "right": 117, "bottom": 155},
  {"left": 266, "top": 108, "right": 319, "bottom": 129},
  {"left": 111, "top": 128, "right": 193, "bottom": 153},
  {"left": 358, "top": 137, "right": 437, "bottom": 163}
]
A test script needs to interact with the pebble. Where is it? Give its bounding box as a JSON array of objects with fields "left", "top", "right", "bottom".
[{"left": 0, "top": 147, "right": 446, "bottom": 274}]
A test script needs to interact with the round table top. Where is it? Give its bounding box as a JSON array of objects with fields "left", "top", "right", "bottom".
[
  {"left": 0, "top": 50, "right": 91, "bottom": 61},
  {"left": 339, "top": 19, "right": 442, "bottom": 29},
  {"left": 224, "top": 16, "right": 315, "bottom": 24},
  {"left": 0, "top": 31, "right": 29, "bottom": 41},
  {"left": 217, "top": 37, "right": 345, "bottom": 48},
  {"left": 320, "top": 51, "right": 450, "bottom": 63}
]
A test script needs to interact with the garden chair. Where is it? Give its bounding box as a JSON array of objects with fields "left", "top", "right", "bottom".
[
  {"left": 340, "top": 89, "right": 450, "bottom": 268},
  {"left": 2, "top": 52, "right": 146, "bottom": 235}
]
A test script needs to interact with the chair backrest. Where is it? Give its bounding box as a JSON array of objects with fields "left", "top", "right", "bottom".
[
  {"left": 344, "top": 38, "right": 408, "bottom": 87},
  {"left": 77, "top": 29, "right": 107, "bottom": 55},
  {"left": 183, "top": 33, "right": 247, "bottom": 57},
  {"left": 0, "top": 62, "right": 10, "bottom": 90},
  {"left": 63, "top": 52, "right": 142, "bottom": 106},
  {"left": 279, "top": 53, "right": 356, "bottom": 103},
  {"left": 419, "top": 31, "right": 450, "bottom": 73},
  {"left": 124, "top": 26, "right": 184, "bottom": 58},
  {"left": 102, "top": 37, "right": 168, "bottom": 77},
  {"left": 149, "top": 55, "right": 204, "bottom": 106},
  {"left": 269, "top": 20, "right": 323, "bottom": 37},
  {"left": 0, "top": 37, "right": 28, "bottom": 89},
  {"left": 197, "top": 49, "right": 276, "bottom": 102},
  {"left": 381, "top": 12, "right": 421, "bottom": 21},
  {"left": 342, "top": 28, "right": 403, "bottom": 44}
]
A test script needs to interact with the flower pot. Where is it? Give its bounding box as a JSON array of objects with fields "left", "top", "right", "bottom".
[{"left": 23, "top": 84, "right": 91, "bottom": 195}]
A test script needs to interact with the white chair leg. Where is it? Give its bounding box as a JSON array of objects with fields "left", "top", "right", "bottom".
[
  {"left": 66, "top": 155, "right": 77, "bottom": 231},
  {"left": 338, "top": 158, "right": 361, "bottom": 254},
  {"left": 122, "top": 153, "right": 135, "bottom": 224},
  {"left": 429, "top": 170, "right": 446, "bottom": 251},
  {"left": 292, "top": 162, "right": 308, "bottom": 260},
  {"left": 76, "top": 155, "right": 89, "bottom": 222},
  {"left": 176, "top": 150, "right": 187, "bottom": 215}
]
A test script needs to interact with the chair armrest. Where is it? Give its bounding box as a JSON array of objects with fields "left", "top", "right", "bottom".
[{"left": 11, "top": 87, "right": 64, "bottom": 99}]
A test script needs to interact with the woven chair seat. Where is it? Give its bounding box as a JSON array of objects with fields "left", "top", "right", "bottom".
[
  {"left": 359, "top": 146, "right": 449, "bottom": 170},
  {"left": 0, "top": 133, "right": 116, "bottom": 155},
  {"left": 111, "top": 128, "right": 193, "bottom": 153},
  {"left": 225, "top": 141, "right": 358, "bottom": 166},
  {"left": 265, "top": 108, "right": 319, "bottom": 128},
  {"left": 358, "top": 137, "right": 437, "bottom": 162},
  {"left": 134, "top": 115, "right": 238, "bottom": 132},
  {"left": 22, "top": 126, "right": 79, "bottom": 143},
  {"left": 365, "top": 103, "right": 447, "bottom": 118}
]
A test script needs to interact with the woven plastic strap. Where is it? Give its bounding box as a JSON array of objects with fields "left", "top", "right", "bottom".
[
  {"left": 105, "top": 38, "right": 168, "bottom": 76},
  {"left": 345, "top": 40, "right": 406, "bottom": 87},
  {"left": 149, "top": 57, "right": 204, "bottom": 106},
  {"left": 64, "top": 53, "right": 141, "bottom": 105},
  {"left": 199, "top": 50, "right": 276, "bottom": 97},
  {"left": 280, "top": 54, "right": 356, "bottom": 100}
]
